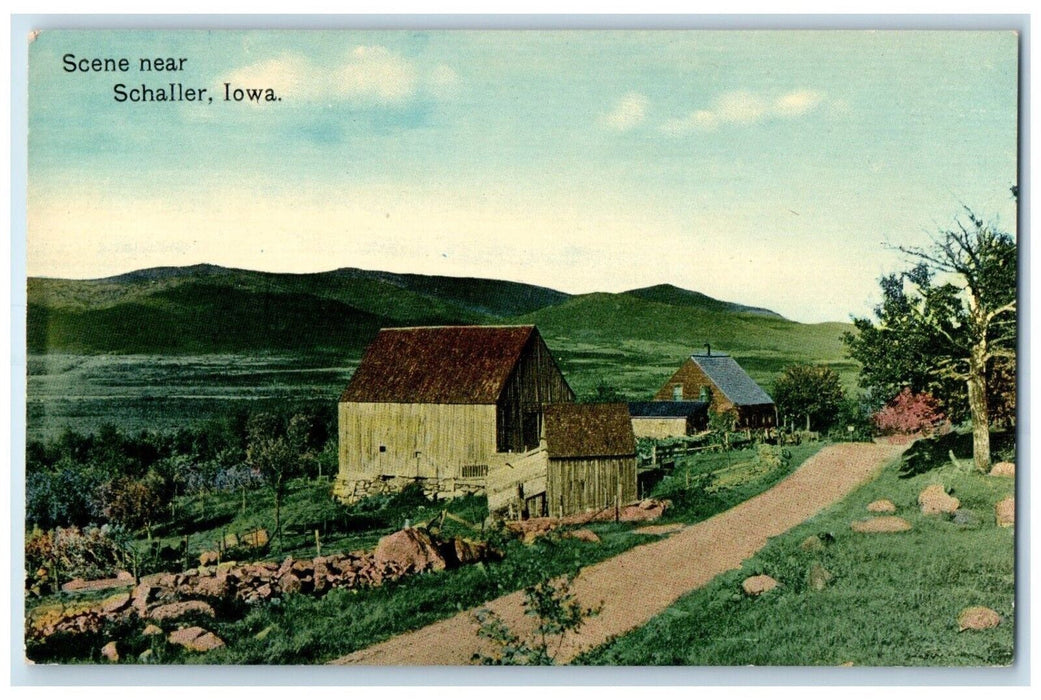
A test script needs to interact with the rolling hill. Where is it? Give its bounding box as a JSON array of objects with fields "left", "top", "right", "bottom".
[{"left": 26, "top": 263, "right": 858, "bottom": 396}]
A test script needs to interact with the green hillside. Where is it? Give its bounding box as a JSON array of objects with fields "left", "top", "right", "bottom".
[
  {"left": 513, "top": 292, "right": 856, "bottom": 398},
  {"left": 624, "top": 283, "right": 784, "bottom": 319},
  {"left": 27, "top": 263, "right": 858, "bottom": 397},
  {"left": 27, "top": 283, "right": 391, "bottom": 354}
]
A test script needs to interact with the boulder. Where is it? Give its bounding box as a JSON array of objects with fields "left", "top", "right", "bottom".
[
  {"left": 808, "top": 564, "right": 834, "bottom": 591},
  {"left": 131, "top": 584, "right": 157, "bottom": 617},
  {"left": 149, "top": 600, "right": 216, "bottom": 622},
  {"left": 101, "top": 592, "right": 131, "bottom": 615},
  {"left": 918, "top": 484, "right": 959, "bottom": 515},
  {"left": 142, "top": 624, "right": 164, "bottom": 636},
  {"left": 952, "top": 509, "right": 980, "bottom": 527},
  {"left": 194, "top": 573, "right": 233, "bottom": 600},
  {"left": 996, "top": 497, "right": 1015, "bottom": 528},
  {"left": 168, "top": 626, "right": 225, "bottom": 652},
  {"left": 222, "top": 532, "right": 239, "bottom": 549},
  {"left": 563, "top": 528, "right": 601, "bottom": 543},
  {"left": 451, "top": 538, "right": 490, "bottom": 565},
  {"left": 989, "top": 462, "right": 1015, "bottom": 478},
  {"left": 742, "top": 574, "right": 779, "bottom": 596},
  {"left": 278, "top": 573, "right": 302, "bottom": 594},
  {"left": 199, "top": 551, "right": 219, "bottom": 567},
  {"left": 958, "top": 606, "right": 1001, "bottom": 631},
  {"left": 100, "top": 641, "right": 119, "bottom": 663},
  {"left": 867, "top": 499, "right": 897, "bottom": 513},
  {"left": 116, "top": 570, "right": 135, "bottom": 582},
  {"left": 851, "top": 516, "right": 912, "bottom": 533},
  {"left": 374, "top": 528, "right": 448, "bottom": 574}
]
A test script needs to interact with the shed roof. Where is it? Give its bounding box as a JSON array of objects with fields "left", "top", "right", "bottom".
[
  {"left": 690, "top": 353, "right": 774, "bottom": 406},
  {"left": 628, "top": 401, "right": 709, "bottom": 418},
  {"left": 340, "top": 325, "right": 536, "bottom": 404},
  {"left": 544, "top": 403, "right": 636, "bottom": 458}
]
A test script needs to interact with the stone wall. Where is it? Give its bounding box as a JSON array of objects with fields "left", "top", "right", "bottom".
[{"left": 333, "top": 474, "right": 486, "bottom": 504}]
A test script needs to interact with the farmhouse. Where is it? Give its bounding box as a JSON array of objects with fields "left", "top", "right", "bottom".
[
  {"left": 628, "top": 401, "right": 709, "bottom": 439},
  {"left": 486, "top": 403, "right": 638, "bottom": 519},
  {"left": 654, "top": 347, "right": 776, "bottom": 429},
  {"left": 334, "top": 325, "right": 575, "bottom": 503}
]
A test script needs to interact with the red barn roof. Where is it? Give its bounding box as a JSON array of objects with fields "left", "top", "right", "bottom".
[
  {"left": 544, "top": 403, "right": 636, "bottom": 458},
  {"left": 340, "top": 325, "right": 538, "bottom": 404}
]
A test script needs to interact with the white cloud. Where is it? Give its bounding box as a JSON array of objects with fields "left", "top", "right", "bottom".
[
  {"left": 217, "top": 48, "right": 458, "bottom": 106},
  {"left": 338, "top": 45, "right": 417, "bottom": 103},
  {"left": 601, "top": 92, "right": 649, "bottom": 131},
  {"left": 427, "top": 64, "right": 461, "bottom": 99},
  {"left": 662, "top": 89, "right": 828, "bottom": 135},
  {"left": 774, "top": 89, "right": 824, "bottom": 117}
]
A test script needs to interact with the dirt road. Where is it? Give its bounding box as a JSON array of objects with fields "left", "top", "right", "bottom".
[{"left": 333, "top": 441, "right": 907, "bottom": 665}]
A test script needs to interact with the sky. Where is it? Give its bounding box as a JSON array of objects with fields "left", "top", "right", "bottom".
[{"left": 26, "top": 29, "right": 1019, "bottom": 323}]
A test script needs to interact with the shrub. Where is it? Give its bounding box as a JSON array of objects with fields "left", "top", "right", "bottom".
[
  {"left": 26, "top": 525, "right": 133, "bottom": 592},
  {"left": 100, "top": 476, "right": 167, "bottom": 535},
  {"left": 873, "top": 388, "right": 946, "bottom": 436}
]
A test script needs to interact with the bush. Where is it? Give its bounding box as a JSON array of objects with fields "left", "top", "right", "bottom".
[
  {"left": 873, "top": 388, "right": 946, "bottom": 436},
  {"left": 26, "top": 525, "right": 133, "bottom": 592},
  {"left": 25, "top": 458, "right": 106, "bottom": 529}
]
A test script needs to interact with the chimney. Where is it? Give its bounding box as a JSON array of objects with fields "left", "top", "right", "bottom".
[{"left": 704, "top": 343, "right": 711, "bottom": 356}]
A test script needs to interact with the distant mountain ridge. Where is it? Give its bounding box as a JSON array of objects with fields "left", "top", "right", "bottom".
[{"left": 27, "top": 264, "right": 843, "bottom": 358}]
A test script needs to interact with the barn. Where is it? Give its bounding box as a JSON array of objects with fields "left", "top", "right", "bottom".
[
  {"left": 334, "top": 325, "right": 575, "bottom": 503},
  {"left": 654, "top": 347, "right": 776, "bottom": 429},
  {"left": 628, "top": 401, "right": 709, "bottom": 438},
  {"left": 486, "top": 403, "right": 638, "bottom": 519}
]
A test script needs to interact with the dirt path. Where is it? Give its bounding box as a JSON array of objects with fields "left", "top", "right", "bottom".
[{"left": 333, "top": 441, "right": 908, "bottom": 666}]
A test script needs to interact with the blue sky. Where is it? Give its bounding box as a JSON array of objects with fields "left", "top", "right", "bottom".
[{"left": 27, "top": 30, "right": 1019, "bottom": 322}]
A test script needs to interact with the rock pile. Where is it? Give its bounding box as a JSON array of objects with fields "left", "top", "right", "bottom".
[
  {"left": 27, "top": 527, "right": 498, "bottom": 646},
  {"left": 506, "top": 498, "right": 671, "bottom": 541}
]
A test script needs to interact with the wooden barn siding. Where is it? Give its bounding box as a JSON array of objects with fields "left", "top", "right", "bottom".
[
  {"left": 338, "top": 402, "right": 497, "bottom": 480},
  {"left": 486, "top": 447, "right": 549, "bottom": 513},
  {"left": 496, "top": 334, "right": 576, "bottom": 453},
  {"left": 547, "top": 456, "right": 637, "bottom": 517},
  {"left": 631, "top": 417, "right": 689, "bottom": 439}
]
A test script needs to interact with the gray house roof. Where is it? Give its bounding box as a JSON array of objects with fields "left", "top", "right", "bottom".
[
  {"left": 628, "top": 401, "right": 709, "bottom": 419},
  {"left": 691, "top": 353, "right": 774, "bottom": 406}
]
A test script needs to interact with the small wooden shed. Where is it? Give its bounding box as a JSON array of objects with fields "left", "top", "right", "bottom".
[
  {"left": 543, "top": 403, "right": 638, "bottom": 518},
  {"left": 335, "top": 325, "right": 574, "bottom": 503},
  {"left": 654, "top": 348, "right": 776, "bottom": 429},
  {"left": 486, "top": 403, "right": 638, "bottom": 519}
]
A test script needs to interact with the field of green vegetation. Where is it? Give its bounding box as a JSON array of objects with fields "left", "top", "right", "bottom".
[
  {"left": 24, "top": 440, "right": 825, "bottom": 664},
  {"left": 580, "top": 432, "right": 1017, "bottom": 666},
  {"left": 26, "top": 265, "right": 858, "bottom": 441}
]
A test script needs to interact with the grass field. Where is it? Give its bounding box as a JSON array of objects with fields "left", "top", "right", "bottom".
[
  {"left": 26, "top": 353, "right": 358, "bottom": 441},
  {"left": 25, "top": 441, "right": 827, "bottom": 664},
  {"left": 579, "top": 439, "right": 1016, "bottom": 666}
]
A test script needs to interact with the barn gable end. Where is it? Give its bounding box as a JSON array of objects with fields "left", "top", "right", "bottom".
[{"left": 335, "top": 325, "right": 574, "bottom": 503}]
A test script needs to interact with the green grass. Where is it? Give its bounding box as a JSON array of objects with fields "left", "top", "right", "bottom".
[
  {"left": 25, "top": 442, "right": 829, "bottom": 664},
  {"left": 579, "top": 439, "right": 1015, "bottom": 666}
]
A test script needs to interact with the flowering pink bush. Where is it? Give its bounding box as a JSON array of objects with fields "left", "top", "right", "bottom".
[{"left": 873, "top": 388, "right": 946, "bottom": 435}]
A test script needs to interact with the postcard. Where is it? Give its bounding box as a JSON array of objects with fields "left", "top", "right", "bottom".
[{"left": 22, "top": 27, "right": 1018, "bottom": 668}]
